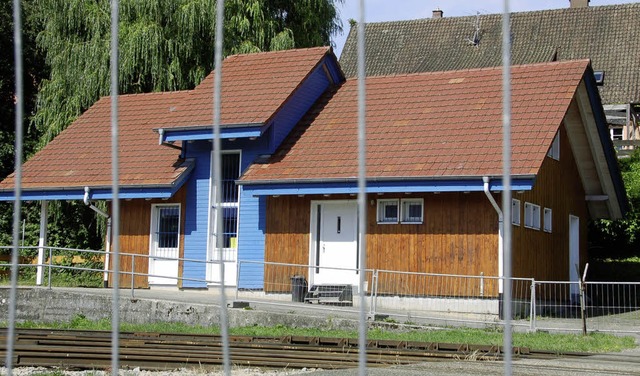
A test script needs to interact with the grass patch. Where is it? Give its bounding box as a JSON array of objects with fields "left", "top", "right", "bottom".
[{"left": 11, "top": 316, "right": 636, "bottom": 354}]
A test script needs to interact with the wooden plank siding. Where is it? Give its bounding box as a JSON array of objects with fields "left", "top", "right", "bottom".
[
  {"left": 108, "top": 186, "right": 187, "bottom": 288},
  {"left": 510, "top": 123, "right": 588, "bottom": 285},
  {"left": 265, "top": 193, "right": 500, "bottom": 297}
]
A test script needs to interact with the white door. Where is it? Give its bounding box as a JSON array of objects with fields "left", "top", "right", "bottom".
[
  {"left": 149, "top": 205, "right": 180, "bottom": 285},
  {"left": 310, "top": 201, "right": 359, "bottom": 287},
  {"left": 569, "top": 215, "right": 580, "bottom": 296}
]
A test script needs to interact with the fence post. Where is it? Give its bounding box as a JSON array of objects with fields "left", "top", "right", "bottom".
[
  {"left": 235, "top": 260, "right": 241, "bottom": 301},
  {"left": 371, "top": 270, "right": 378, "bottom": 316},
  {"left": 131, "top": 254, "right": 135, "bottom": 298},
  {"left": 530, "top": 279, "right": 536, "bottom": 332},
  {"left": 580, "top": 263, "right": 589, "bottom": 336},
  {"left": 47, "top": 248, "right": 52, "bottom": 290},
  {"left": 480, "top": 272, "right": 484, "bottom": 297}
]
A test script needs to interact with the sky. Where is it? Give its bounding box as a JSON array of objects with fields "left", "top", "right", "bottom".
[{"left": 331, "top": 0, "right": 639, "bottom": 57}]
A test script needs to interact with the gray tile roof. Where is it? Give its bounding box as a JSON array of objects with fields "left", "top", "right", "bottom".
[{"left": 339, "top": 3, "right": 640, "bottom": 105}]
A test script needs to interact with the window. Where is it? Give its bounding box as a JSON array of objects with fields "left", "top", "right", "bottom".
[
  {"left": 156, "top": 206, "right": 180, "bottom": 248},
  {"left": 512, "top": 199, "right": 521, "bottom": 226},
  {"left": 594, "top": 70, "right": 605, "bottom": 85},
  {"left": 212, "top": 152, "right": 240, "bottom": 262},
  {"left": 524, "top": 202, "right": 541, "bottom": 230},
  {"left": 377, "top": 199, "right": 399, "bottom": 223},
  {"left": 547, "top": 132, "right": 560, "bottom": 160},
  {"left": 611, "top": 127, "right": 623, "bottom": 141},
  {"left": 544, "top": 207, "right": 552, "bottom": 233},
  {"left": 401, "top": 198, "right": 424, "bottom": 224}
]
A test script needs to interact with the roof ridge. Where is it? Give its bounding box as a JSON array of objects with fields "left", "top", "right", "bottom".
[{"left": 358, "top": 2, "right": 640, "bottom": 26}]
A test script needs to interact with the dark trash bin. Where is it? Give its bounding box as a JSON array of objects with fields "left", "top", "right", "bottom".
[{"left": 291, "top": 275, "right": 308, "bottom": 302}]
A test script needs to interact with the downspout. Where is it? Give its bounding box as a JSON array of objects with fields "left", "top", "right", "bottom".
[
  {"left": 84, "top": 187, "right": 111, "bottom": 288},
  {"left": 483, "top": 177, "right": 504, "bottom": 294}
]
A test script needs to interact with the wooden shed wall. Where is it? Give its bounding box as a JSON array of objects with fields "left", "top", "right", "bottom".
[
  {"left": 510, "top": 124, "right": 588, "bottom": 283},
  {"left": 265, "top": 193, "right": 500, "bottom": 296},
  {"left": 108, "top": 186, "right": 187, "bottom": 288}
]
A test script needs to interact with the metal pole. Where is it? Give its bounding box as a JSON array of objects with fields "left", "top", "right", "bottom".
[
  {"left": 530, "top": 279, "right": 536, "bottom": 332},
  {"left": 131, "top": 254, "right": 135, "bottom": 298},
  {"left": 356, "top": 1, "right": 368, "bottom": 375},
  {"left": 48, "top": 248, "right": 52, "bottom": 289},
  {"left": 501, "top": 0, "right": 514, "bottom": 373},
  {"left": 6, "top": 0, "right": 24, "bottom": 372},
  {"left": 109, "top": 0, "right": 121, "bottom": 374},
  {"left": 212, "top": 1, "right": 230, "bottom": 374},
  {"left": 36, "top": 201, "right": 48, "bottom": 285}
]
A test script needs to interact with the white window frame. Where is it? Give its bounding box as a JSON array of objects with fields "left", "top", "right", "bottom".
[
  {"left": 377, "top": 199, "right": 399, "bottom": 224},
  {"left": 149, "top": 203, "right": 181, "bottom": 258},
  {"left": 512, "top": 199, "right": 521, "bottom": 226},
  {"left": 400, "top": 198, "right": 424, "bottom": 224},
  {"left": 524, "top": 202, "right": 541, "bottom": 230},
  {"left": 543, "top": 207, "right": 552, "bottom": 233},
  {"left": 547, "top": 132, "right": 560, "bottom": 160}
]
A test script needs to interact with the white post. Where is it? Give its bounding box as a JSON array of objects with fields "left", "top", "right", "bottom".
[{"left": 36, "top": 200, "right": 48, "bottom": 285}]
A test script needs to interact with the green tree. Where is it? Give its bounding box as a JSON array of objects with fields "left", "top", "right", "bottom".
[
  {"left": 33, "top": 0, "right": 343, "bottom": 145},
  {"left": 589, "top": 149, "right": 640, "bottom": 259},
  {"left": 1, "top": 0, "right": 343, "bottom": 251}
]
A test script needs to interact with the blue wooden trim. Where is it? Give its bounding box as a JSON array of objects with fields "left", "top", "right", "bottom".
[
  {"left": 583, "top": 69, "right": 629, "bottom": 216},
  {"left": 241, "top": 178, "right": 535, "bottom": 196},
  {"left": 162, "top": 127, "right": 262, "bottom": 142},
  {"left": 0, "top": 186, "right": 179, "bottom": 201}
]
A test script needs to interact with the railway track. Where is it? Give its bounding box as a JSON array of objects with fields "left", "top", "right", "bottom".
[{"left": 0, "top": 328, "right": 584, "bottom": 371}]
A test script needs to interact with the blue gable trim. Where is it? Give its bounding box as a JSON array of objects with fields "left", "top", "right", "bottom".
[
  {"left": 240, "top": 178, "right": 535, "bottom": 196},
  {"left": 583, "top": 69, "right": 629, "bottom": 216},
  {"left": 0, "top": 185, "right": 185, "bottom": 201},
  {"left": 162, "top": 126, "right": 263, "bottom": 143},
  {"left": 268, "top": 57, "right": 344, "bottom": 154}
]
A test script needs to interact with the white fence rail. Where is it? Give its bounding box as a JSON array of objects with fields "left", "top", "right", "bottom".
[{"left": 1, "top": 250, "right": 638, "bottom": 334}]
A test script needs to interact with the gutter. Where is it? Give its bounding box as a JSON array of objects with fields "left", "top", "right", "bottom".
[
  {"left": 84, "top": 187, "right": 111, "bottom": 288},
  {"left": 483, "top": 176, "right": 504, "bottom": 294},
  {"left": 239, "top": 174, "right": 537, "bottom": 186}
]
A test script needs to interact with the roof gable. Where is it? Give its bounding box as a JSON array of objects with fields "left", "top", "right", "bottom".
[
  {"left": 339, "top": 3, "right": 640, "bottom": 105},
  {"left": 160, "top": 47, "right": 335, "bottom": 129},
  {"left": 242, "top": 60, "right": 590, "bottom": 182}
]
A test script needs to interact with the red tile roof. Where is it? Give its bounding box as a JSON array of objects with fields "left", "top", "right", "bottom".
[
  {"left": 158, "top": 47, "right": 332, "bottom": 128},
  {"left": 241, "top": 60, "right": 590, "bottom": 183},
  {"left": 1, "top": 91, "right": 191, "bottom": 190},
  {"left": 0, "top": 47, "right": 334, "bottom": 191}
]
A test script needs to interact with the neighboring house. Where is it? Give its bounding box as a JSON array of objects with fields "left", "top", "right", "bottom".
[
  {"left": 0, "top": 49, "right": 626, "bottom": 298},
  {"left": 239, "top": 59, "right": 626, "bottom": 297},
  {"left": 339, "top": 1, "right": 640, "bottom": 153},
  {"left": 0, "top": 47, "right": 345, "bottom": 289}
]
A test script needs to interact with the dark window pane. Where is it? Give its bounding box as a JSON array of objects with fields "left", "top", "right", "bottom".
[
  {"left": 157, "top": 206, "right": 179, "bottom": 248},
  {"left": 222, "top": 154, "right": 240, "bottom": 203}
]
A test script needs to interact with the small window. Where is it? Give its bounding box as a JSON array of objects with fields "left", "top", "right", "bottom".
[
  {"left": 611, "top": 127, "right": 623, "bottom": 141},
  {"left": 547, "top": 132, "right": 560, "bottom": 160},
  {"left": 544, "top": 207, "right": 552, "bottom": 233},
  {"left": 401, "top": 198, "right": 424, "bottom": 224},
  {"left": 594, "top": 70, "right": 605, "bottom": 85},
  {"left": 512, "top": 199, "right": 521, "bottom": 226},
  {"left": 377, "top": 199, "right": 399, "bottom": 224},
  {"left": 524, "top": 202, "right": 541, "bottom": 230}
]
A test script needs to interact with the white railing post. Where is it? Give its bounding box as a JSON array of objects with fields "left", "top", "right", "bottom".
[
  {"left": 130, "top": 254, "right": 135, "bottom": 298},
  {"left": 36, "top": 201, "right": 48, "bottom": 285},
  {"left": 235, "top": 260, "right": 241, "bottom": 301},
  {"left": 480, "top": 272, "right": 484, "bottom": 297},
  {"left": 47, "top": 248, "right": 53, "bottom": 289},
  {"left": 530, "top": 279, "right": 536, "bottom": 332}
]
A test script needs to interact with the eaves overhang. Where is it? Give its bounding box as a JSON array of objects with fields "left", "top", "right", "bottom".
[
  {"left": 157, "top": 122, "right": 266, "bottom": 143},
  {"left": 239, "top": 175, "right": 536, "bottom": 196},
  {"left": 0, "top": 161, "right": 195, "bottom": 202}
]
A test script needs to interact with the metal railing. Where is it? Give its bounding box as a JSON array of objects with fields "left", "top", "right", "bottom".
[{"left": 2, "top": 251, "right": 638, "bottom": 334}]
